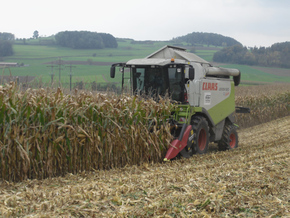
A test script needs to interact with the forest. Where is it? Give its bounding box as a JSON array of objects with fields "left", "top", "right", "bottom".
[
  {"left": 213, "top": 42, "right": 290, "bottom": 68},
  {"left": 54, "top": 31, "right": 118, "bottom": 49}
]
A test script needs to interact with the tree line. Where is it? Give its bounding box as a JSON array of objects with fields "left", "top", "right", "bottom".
[
  {"left": 172, "top": 32, "right": 242, "bottom": 47},
  {"left": 213, "top": 42, "right": 290, "bottom": 68},
  {"left": 0, "top": 32, "right": 14, "bottom": 57},
  {"left": 55, "top": 31, "right": 118, "bottom": 49}
]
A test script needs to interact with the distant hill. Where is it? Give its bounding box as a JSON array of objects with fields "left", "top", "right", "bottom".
[
  {"left": 11, "top": 31, "right": 242, "bottom": 50},
  {"left": 7, "top": 30, "right": 290, "bottom": 69},
  {"left": 172, "top": 32, "right": 242, "bottom": 47}
]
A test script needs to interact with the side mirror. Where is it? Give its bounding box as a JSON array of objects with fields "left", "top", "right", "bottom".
[
  {"left": 189, "top": 68, "right": 195, "bottom": 80},
  {"left": 233, "top": 73, "right": 241, "bottom": 86},
  {"left": 110, "top": 66, "right": 116, "bottom": 78}
]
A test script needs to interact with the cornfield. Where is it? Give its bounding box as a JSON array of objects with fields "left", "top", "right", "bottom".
[
  {"left": 0, "top": 83, "right": 289, "bottom": 182},
  {"left": 0, "top": 83, "right": 174, "bottom": 181},
  {"left": 235, "top": 84, "right": 290, "bottom": 128},
  {"left": 1, "top": 116, "right": 289, "bottom": 217}
]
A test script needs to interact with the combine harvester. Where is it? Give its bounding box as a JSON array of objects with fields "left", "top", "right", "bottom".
[{"left": 110, "top": 45, "right": 249, "bottom": 161}]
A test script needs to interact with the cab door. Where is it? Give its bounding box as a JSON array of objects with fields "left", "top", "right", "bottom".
[{"left": 168, "top": 65, "right": 185, "bottom": 102}]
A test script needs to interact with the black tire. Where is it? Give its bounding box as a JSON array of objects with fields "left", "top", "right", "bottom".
[
  {"left": 181, "top": 116, "right": 209, "bottom": 157},
  {"left": 192, "top": 116, "right": 209, "bottom": 154},
  {"left": 218, "top": 123, "right": 238, "bottom": 151}
]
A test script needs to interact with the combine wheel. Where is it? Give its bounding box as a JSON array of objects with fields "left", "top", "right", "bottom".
[
  {"left": 181, "top": 116, "right": 209, "bottom": 157},
  {"left": 218, "top": 123, "right": 238, "bottom": 151},
  {"left": 192, "top": 116, "right": 209, "bottom": 154}
]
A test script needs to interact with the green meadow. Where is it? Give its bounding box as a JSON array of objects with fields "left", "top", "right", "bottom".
[
  {"left": 3, "top": 40, "right": 170, "bottom": 85},
  {"left": 2, "top": 39, "right": 290, "bottom": 87},
  {"left": 219, "top": 64, "right": 290, "bottom": 84}
]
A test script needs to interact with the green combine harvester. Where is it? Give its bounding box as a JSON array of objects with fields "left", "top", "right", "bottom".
[{"left": 110, "top": 45, "right": 249, "bottom": 160}]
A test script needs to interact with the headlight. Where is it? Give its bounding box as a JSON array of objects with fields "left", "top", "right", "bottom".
[{"left": 179, "top": 117, "right": 187, "bottom": 122}]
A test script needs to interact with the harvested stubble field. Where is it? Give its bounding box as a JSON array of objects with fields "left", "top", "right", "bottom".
[
  {"left": 0, "top": 116, "right": 289, "bottom": 217},
  {"left": 0, "top": 83, "right": 289, "bottom": 217}
]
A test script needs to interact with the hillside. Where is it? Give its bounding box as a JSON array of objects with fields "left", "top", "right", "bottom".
[
  {"left": 2, "top": 39, "right": 290, "bottom": 89},
  {"left": 0, "top": 116, "right": 289, "bottom": 217},
  {"left": 1, "top": 31, "right": 289, "bottom": 87}
]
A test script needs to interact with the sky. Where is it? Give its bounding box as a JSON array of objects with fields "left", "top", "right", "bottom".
[{"left": 1, "top": 0, "right": 290, "bottom": 47}]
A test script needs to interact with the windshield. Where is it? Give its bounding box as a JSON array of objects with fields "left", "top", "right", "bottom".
[{"left": 131, "top": 66, "right": 184, "bottom": 101}]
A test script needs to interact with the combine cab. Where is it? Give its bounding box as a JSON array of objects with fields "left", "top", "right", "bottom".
[{"left": 110, "top": 45, "right": 249, "bottom": 160}]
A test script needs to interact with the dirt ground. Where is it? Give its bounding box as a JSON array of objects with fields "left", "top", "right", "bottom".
[{"left": 0, "top": 116, "right": 289, "bottom": 217}]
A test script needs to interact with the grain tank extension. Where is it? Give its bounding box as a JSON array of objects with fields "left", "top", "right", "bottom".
[{"left": 110, "top": 45, "right": 249, "bottom": 160}]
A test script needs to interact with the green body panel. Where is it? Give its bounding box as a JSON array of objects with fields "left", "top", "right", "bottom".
[
  {"left": 207, "top": 83, "right": 235, "bottom": 125},
  {"left": 173, "top": 83, "right": 235, "bottom": 126},
  {"left": 173, "top": 105, "right": 202, "bottom": 124}
]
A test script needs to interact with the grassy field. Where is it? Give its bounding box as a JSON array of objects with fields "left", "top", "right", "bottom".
[
  {"left": 219, "top": 64, "right": 290, "bottom": 84},
  {"left": 2, "top": 39, "right": 290, "bottom": 86},
  {"left": 1, "top": 40, "right": 173, "bottom": 86}
]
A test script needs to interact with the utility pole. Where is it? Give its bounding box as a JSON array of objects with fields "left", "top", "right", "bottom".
[
  {"left": 46, "top": 64, "right": 56, "bottom": 86},
  {"left": 56, "top": 57, "right": 65, "bottom": 87},
  {"left": 66, "top": 64, "right": 76, "bottom": 91}
]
